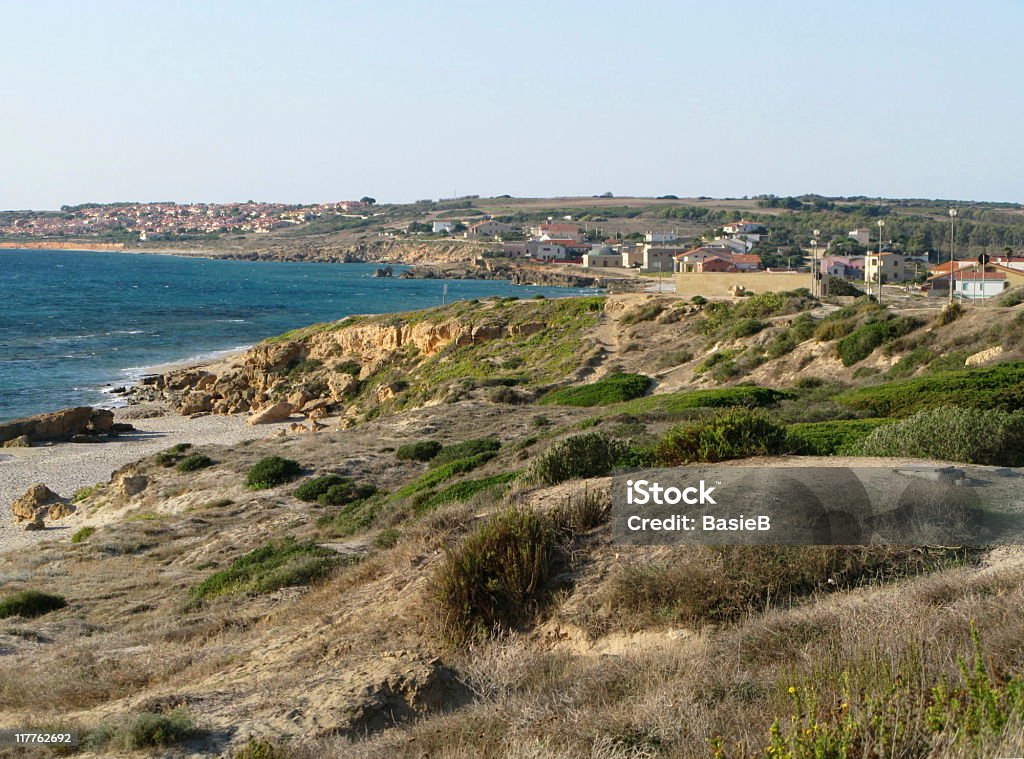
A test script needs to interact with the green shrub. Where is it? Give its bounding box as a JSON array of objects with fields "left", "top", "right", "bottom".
[
  {"left": 539, "top": 373, "right": 651, "bottom": 407},
  {"left": 286, "top": 358, "right": 323, "bottom": 378},
  {"left": 334, "top": 359, "right": 362, "bottom": 376},
  {"left": 836, "top": 362, "right": 1024, "bottom": 417},
  {"left": 434, "top": 508, "right": 562, "bottom": 644},
  {"left": 85, "top": 709, "right": 194, "bottom": 751},
  {"left": 317, "top": 498, "right": 379, "bottom": 536},
  {"left": 934, "top": 302, "right": 966, "bottom": 326},
  {"left": 487, "top": 385, "right": 525, "bottom": 404},
  {"left": 656, "top": 408, "right": 788, "bottom": 464},
  {"left": 432, "top": 437, "right": 501, "bottom": 467},
  {"left": 836, "top": 315, "right": 923, "bottom": 366},
  {"left": 853, "top": 406, "right": 1024, "bottom": 465},
  {"left": 72, "top": 483, "right": 102, "bottom": 502},
  {"left": 786, "top": 418, "right": 896, "bottom": 456},
  {"left": 827, "top": 276, "right": 863, "bottom": 296},
  {"left": 155, "top": 443, "right": 192, "bottom": 467},
  {"left": 190, "top": 538, "right": 341, "bottom": 600},
  {"left": 531, "top": 432, "right": 632, "bottom": 485},
  {"left": 317, "top": 481, "right": 377, "bottom": 506},
  {"left": 294, "top": 474, "right": 348, "bottom": 502},
  {"left": 396, "top": 440, "right": 442, "bottom": 462},
  {"left": 71, "top": 526, "right": 96, "bottom": 543},
  {"left": 246, "top": 456, "right": 302, "bottom": 489},
  {"left": 176, "top": 453, "right": 214, "bottom": 472},
  {"left": 691, "top": 295, "right": 708, "bottom": 305},
  {"left": 417, "top": 472, "right": 518, "bottom": 512},
  {"left": 531, "top": 415, "right": 552, "bottom": 428},
  {"left": 0, "top": 590, "right": 67, "bottom": 619},
  {"left": 731, "top": 317, "right": 767, "bottom": 338}
]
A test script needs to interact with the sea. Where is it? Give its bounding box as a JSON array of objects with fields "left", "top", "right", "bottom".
[{"left": 0, "top": 249, "right": 586, "bottom": 422}]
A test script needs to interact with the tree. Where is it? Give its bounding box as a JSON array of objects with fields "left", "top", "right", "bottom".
[{"left": 360, "top": 196, "right": 376, "bottom": 205}]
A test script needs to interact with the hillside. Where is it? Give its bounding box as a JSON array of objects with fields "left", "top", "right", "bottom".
[{"left": 3, "top": 290, "right": 1024, "bottom": 757}]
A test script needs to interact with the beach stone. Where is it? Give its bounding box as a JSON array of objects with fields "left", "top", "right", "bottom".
[
  {"left": 111, "top": 465, "right": 149, "bottom": 499},
  {"left": 2, "top": 435, "right": 31, "bottom": 448},
  {"left": 289, "top": 422, "right": 312, "bottom": 435},
  {"left": 71, "top": 434, "right": 102, "bottom": 444},
  {"left": 248, "top": 401, "right": 294, "bottom": 425},
  {"left": 49, "top": 502, "right": 76, "bottom": 520},
  {"left": 12, "top": 483, "right": 63, "bottom": 523},
  {"left": 179, "top": 392, "right": 214, "bottom": 416},
  {"left": 89, "top": 409, "right": 115, "bottom": 434},
  {"left": 24, "top": 519, "right": 45, "bottom": 531},
  {"left": 110, "top": 423, "right": 136, "bottom": 433}
]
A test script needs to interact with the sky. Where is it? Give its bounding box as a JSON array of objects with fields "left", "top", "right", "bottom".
[{"left": 1, "top": 0, "right": 1022, "bottom": 209}]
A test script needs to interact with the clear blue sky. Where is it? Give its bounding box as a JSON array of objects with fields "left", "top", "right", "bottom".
[{"left": 1, "top": 0, "right": 1021, "bottom": 209}]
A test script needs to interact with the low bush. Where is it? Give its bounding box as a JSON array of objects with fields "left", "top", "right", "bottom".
[
  {"left": 317, "top": 481, "right": 377, "bottom": 506},
  {"left": 786, "top": 418, "right": 895, "bottom": 455},
  {"left": 487, "top": 385, "right": 525, "bottom": 404},
  {"left": 434, "top": 507, "right": 562, "bottom": 644},
  {"left": 826, "top": 276, "right": 863, "bottom": 296},
  {"left": 596, "top": 545, "right": 960, "bottom": 631},
  {"left": 0, "top": 590, "right": 67, "bottom": 619},
  {"left": 286, "top": 358, "right": 322, "bottom": 378},
  {"left": 246, "top": 456, "right": 302, "bottom": 489},
  {"left": 836, "top": 362, "right": 1024, "bottom": 417},
  {"left": 154, "top": 443, "right": 192, "bottom": 467},
  {"left": 294, "top": 474, "right": 347, "bottom": 502},
  {"left": 334, "top": 359, "right": 362, "bottom": 376},
  {"left": 72, "top": 483, "right": 102, "bottom": 502},
  {"left": 85, "top": 709, "right": 194, "bottom": 751},
  {"left": 71, "top": 526, "right": 96, "bottom": 543},
  {"left": 431, "top": 437, "right": 501, "bottom": 467},
  {"left": 317, "top": 499, "right": 379, "bottom": 536},
  {"left": 417, "top": 472, "right": 518, "bottom": 512},
  {"left": 731, "top": 317, "right": 766, "bottom": 338},
  {"left": 539, "top": 373, "right": 651, "bottom": 407},
  {"left": 656, "top": 408, "right": 788, "bottom": 464},
  {"left": 934, "top": 301, "right": 966, "bottom": 326},
  {"left": 396, "top": 440, "right": 442, "bottom": 462},
  {"left": 531, "top": 432, "right": 632, "bottom": 485},
  {"left": 176, "top": 453, "right": 213, "bottom": 472},
  {"left": 190, "top": 538, "right": 341, "bottom": 600},
  {"left": 836, "top": 315, "right": 923, "bottom": 366},
  {"left": 531, "top": 415, "right": 552, "bottom": 428},
  {"left": 853, "top": 406, "right": 1024, "bottom": 465}
]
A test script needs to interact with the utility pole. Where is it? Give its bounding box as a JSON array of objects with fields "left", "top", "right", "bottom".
[
  {"left": 876, "top": 219, "right": 885, "bottom": 305},
  {"left": 812, "top": 229, "right": 820, "bottom": 297},
  {"left": 948, "top": 208, "right": 957, "bottom": 306}
]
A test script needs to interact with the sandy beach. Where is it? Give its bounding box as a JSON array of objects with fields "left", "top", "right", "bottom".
[{"left": 0, "top": 407, "right": 289, "bottom": 554}]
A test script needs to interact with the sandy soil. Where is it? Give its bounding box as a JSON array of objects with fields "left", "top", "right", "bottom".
[{"left": 0, "top": 407, "right": 290, "bottom": 554}]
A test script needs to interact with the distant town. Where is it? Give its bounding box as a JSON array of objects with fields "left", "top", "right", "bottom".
[
  {"left": 0, "top": 199, "right": 376, "bottom": 239},
  {"left": 4, "top": 195, "right": 1023, "bottom": 301}
]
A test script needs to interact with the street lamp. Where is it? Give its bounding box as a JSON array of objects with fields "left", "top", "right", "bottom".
[
  {"left": 948, "top": 208, "right": 957, "bottom": 305},
  {"left": 812, "top": 230, "right": 820, "bottom": 297},
  {"left": 876, "top": 219, "right": 885, "bottom": 304}
]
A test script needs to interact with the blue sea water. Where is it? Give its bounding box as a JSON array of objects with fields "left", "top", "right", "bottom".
[{"left": 0, "top": 249, "right": 585, "bottom": 422}]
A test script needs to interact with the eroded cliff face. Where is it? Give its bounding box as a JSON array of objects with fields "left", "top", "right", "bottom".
[{"left": 135, "top": 313, "right": 547, "bottom": 419}]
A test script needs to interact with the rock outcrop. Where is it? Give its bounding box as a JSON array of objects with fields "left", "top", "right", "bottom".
[
  {"left": 0, "top": 407, "right": 116, "bottom": 446},
  {"left": 11, "top": 483, "right": 72, "bottom": 526},
  {"left": 248, "top": 401, "right": 295, "bottom": 425}
]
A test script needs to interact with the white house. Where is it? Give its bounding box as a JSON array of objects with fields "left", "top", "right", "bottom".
[
  {"left": 528, "top": 241, "right": 566, "bottom": 261},
  {"left": 644, "top": 231, "right": 680, "bottom": 243},
  {"left": 432, "top": 220, "right": 454, "bottom": 234},
  {"left": 722, "top": 220, "right": 762, "bottom": 235},
  {"left": 954, "top": 271, "right": 1009, "bottom": 299},
  {"left": 864, "top": 252, "right": 912, "bottom": 284}
]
